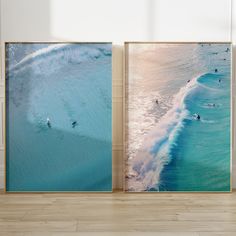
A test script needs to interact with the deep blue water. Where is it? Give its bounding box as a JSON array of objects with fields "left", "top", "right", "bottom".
[{"left": 6, "top": 43, "right": 112, "bottom": 191}]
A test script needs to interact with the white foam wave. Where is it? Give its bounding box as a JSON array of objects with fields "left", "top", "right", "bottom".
[
  {"left": 127, "top": 89, "right": 172, "bottom": 161},
  {"left": 127, "top": 74, "right": 204, "bottom": 191},
  {"left": 7, "top": 44, "right": 111, "bottom": 75},
  {"left": 201, "top": 119, "right": 216, "bottom": 124},
  {"left": 198, "top": 82, "right": 221, "bottom": 92},
  {"left": 9, "top": 44, "right": 67, "bottom": 71}
]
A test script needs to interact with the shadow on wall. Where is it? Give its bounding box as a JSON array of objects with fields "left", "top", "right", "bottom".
[
  {"left": 1, "top": 0, "right": 51, "bottom": 41},
  {"left": 147, "top": 0, "right": 157, "bottom": 40}
]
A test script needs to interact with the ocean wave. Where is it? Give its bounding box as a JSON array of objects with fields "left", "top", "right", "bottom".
[
  {"left": 127, "top": 74, "right": 205, "bottom": 191},
  {"left": 127, "top": 90, "right": 172, "bottom": 161},
  {"left": 9, "top": 44, "right": 67, "bottom": 70},
  {"left": 200, "top": 119, "right": 216, "bottom": 124},
  {"left": 7, "top": 43, "right": 112, "bottom": 75},
  {"left": 198, "top": 83, "right": 221, "bottom": 92},
  {"left": 201, "top": 103, "right": 222, "bottom": 109}
]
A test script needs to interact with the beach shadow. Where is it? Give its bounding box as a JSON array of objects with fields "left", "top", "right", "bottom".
[
  {"left": 1, "top": 0, "right": 51, "bottom": 41},
  {"left": 6, "top": 122, "right": 112, "bottom": 192}
]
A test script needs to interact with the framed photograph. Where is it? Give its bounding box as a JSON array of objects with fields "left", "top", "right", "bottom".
[
  {"left": 5, "top": 42, "right": 112, "bottom": 192},
  {"left": 124, "top": 42, "right": 232, "bottom": 192}
]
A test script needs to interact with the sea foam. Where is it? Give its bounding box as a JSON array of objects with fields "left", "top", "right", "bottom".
[
  {"left": 7, "top": 43, "right": 112, "bottom": 75},
  {"left": 127, "top": 74, "right": 205, "bottom": 191}
]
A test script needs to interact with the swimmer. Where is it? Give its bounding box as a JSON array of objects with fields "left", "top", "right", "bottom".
[
  {"left": 72, "top": 121, "right": 77, "bottom": 128},
  {"left": 47, "top": 117, "right": 51, "bottom": 128}
]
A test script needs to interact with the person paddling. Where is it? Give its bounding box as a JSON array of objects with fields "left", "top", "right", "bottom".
[
  {"left": 47, "top": 117, "right": 51, "bottom": 128},
  {"left": 193, "top": 114, "right": 201, "bottom": 121},
  {"left": 72, "top": 121, "right": 77, "bottom": 128}
]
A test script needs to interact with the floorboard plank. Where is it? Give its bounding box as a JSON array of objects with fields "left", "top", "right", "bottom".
[{"left": 0, "top": 191, "right": 236, "bottom": 233}]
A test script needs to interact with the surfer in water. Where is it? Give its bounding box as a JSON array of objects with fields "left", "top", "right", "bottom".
[
  {"left": 208, "top": 103, "right": 216, "bottom": 107},
  {"left": 47, "top": 117, "right": 51, "bottom": 128},
  {"left": 193, "top": 114, "right": 201, "bottom": 120},
  {"left": 155, "top": 99, "right": 159, "bottom": 105},
  {"left": 72, "top": 121, "right": 77, "bottom": 128}
]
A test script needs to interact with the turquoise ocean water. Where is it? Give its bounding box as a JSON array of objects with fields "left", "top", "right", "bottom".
[
  {"left": 6, "top": 43, "right": 112, "bottom": 191},
  {"left": 159, "top": 72, "right": 231, "bottom": 191},
  {"left": 160, "top": 45, "right": 231, "bottom": 191}
]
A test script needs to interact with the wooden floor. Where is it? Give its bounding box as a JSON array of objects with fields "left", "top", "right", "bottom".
[{"left": 0, "top": 190, "right": 236, "bottom": 235}]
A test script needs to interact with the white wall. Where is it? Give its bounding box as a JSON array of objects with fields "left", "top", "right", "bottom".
[{"left": 0, "top": 0, "right": 235, "bottom": 189}]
